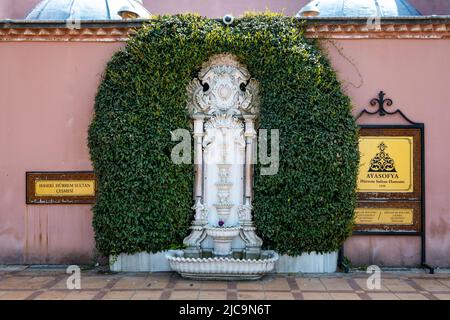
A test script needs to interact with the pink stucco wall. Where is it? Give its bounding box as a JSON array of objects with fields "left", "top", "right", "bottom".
[
  {"left": 324, "top": 39, "right": 450, "bottom": 267},
  {"left": 2, "top": 0, "right": 450, "bottom": 19},
  {"left": 0, "top": 0, "right": 11, "bottom": 19},
  {"left": 0, "top": 37, "right": 449, "bottom": 267},
  {"left": 0, "top": 42, "right": 124, "bottom": 263},
  {"left": 409, "top": 0, "right": 450, "bottom": 15}
]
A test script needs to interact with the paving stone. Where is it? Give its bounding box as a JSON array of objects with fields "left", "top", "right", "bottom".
[
  {"left": 320, "top": 278, "right": 353, "bottom": 291},
  {"left": 64, "top": 291, "right": 99, "bottom": 300},
  {"left": 237, "top": 291, "right": 266, "bottom": 300},
  {"left": 367, "top": 293, "right": 400, "bottom": 300},
  {"left": 0, "top": 290, "right": 34, "bottom": 300},
  {"left": 0, "top": 276, "right": 55, "bottom": 290},
  {"left": 236, "top": 282, "right": 264, "bottom": 291},
  {"left": 0, "top": 269, "right": 447, "bottom": 301},
  {"left": 262, "top": 278, "right": 291, "bottom": 291},
  {"left": 432, "top": 294, "right": 450, "bottom": 300},
  {"left": 112, "top": 276, "right": 149, "bottom": 289},
  {"left": 131, "top": 291, "right": 163, "bottom": 300},
  {"left": 200, "top": 281, "right": 228, "bottom": 290},
  {"left": 264, "top": 292, "right": 295, "bottom": 300},
  {"left": 34, "top": 290, "right": 69, "bottom": 300},
  {"left": 169, "top": 290, "right": 200, "bottom": 300},
  {"left": 412, "top": 279, "right": 450, "bottom": 292},
  {"left": 383, "top": 279, "right": 416, "bottom": 292},
  {"left": 354, "top": 278, "right": 390, "bottom": 291},
  {"left": 102, "top": 291, "right": 135, "bottom": 300},
  {"left": 173, "top": 280, "right": 202, "bottom": 290},
  {"left": 146, "top": 275, "right": 172, "bottom": 288},
  {"left": 198, "top": 290, "right": 227, "bottom": 300},
  {"left": 302, "top": 292, "right": 333, "bottom": 300},
  {"left": 395, "top": 293, "right": 429, "bottom": 300},
  {"left": 330, "top": 292, "right": 361, "bottom": 300},
  {"left": 113, "top": 276, "right": 169, "bottom": 290},
  {"left": 438, "top": 280, "right": 450, "bottom": 289},
  {"left": 296, "top": 278, "right": 327, "bottom": 291},
  {"left": 51, "top": 276, "right": 115, "bottom": 290}
]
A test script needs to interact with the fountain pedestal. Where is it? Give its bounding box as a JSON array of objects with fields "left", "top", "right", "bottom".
[{"left": 205, "top": 226, "right": 241, "bottom": 256}]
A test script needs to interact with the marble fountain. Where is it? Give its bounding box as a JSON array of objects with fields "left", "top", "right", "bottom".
[{"left": 166, "top": 54, "right": 279, "bottom": 280}]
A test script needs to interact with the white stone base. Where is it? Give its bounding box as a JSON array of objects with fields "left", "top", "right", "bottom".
[
  {"left": 275, "top": 251, "right": 338, "bottom": 273},
  {"left": 110, "top": 251, "right": 172, "bottom": 272},
  {"left": 110, "top": 250, "right": 338, "bottom": 273}
]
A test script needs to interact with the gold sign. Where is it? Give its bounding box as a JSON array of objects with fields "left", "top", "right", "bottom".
[
  {"left": 357, "top": 136, "right": 413, "bottom": 193},
  {"left": 355, "top": 208, "right": 414, "bottom": 225},
  {"left": 26, "top": 172, "right": 97, "bottom": 204},
  {"left": 35, "top": 180, "right": 95, "bottom": 197},
  {"left": 354, "top": 127, "right": 422, "bottom": 234}
]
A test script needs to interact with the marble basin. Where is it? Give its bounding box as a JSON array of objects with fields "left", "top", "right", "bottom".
[
  {"left": 205, "top": 226, "right": 241, "bottom": 256},
  {"left": 166, "top": 250, "right": 279, "bottom": 280}
]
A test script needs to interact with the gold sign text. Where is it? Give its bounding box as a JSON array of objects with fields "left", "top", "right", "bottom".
[
  {"left": 357, "top": 136, "right": 413, "bottom": 193},
  {"left": 35, "top": 180, "right": 96, "bottom": 197},
  {"left": 355, "top": 208, "right": 414, "bottom": 225}
]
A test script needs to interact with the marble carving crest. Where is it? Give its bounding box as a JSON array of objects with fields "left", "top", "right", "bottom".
[{"left": 187, "top": 54, "right": 260, "bottom": 116}]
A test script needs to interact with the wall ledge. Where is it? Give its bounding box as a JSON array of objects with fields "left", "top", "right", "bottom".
[{"left": 1, "top": 17, "right": 450, "bottom": 41}]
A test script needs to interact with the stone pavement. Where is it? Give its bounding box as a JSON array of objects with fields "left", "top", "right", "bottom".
[{"left": 0, "top": 267, "right": 449, "bottom": 300}]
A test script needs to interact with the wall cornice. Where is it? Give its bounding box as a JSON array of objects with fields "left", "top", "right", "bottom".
[
  {"left": 303, "top": 16, "right": 450, "bottom": 39},
  {"left": 1, "top": 17, "right": 450, "bottom": 42}
]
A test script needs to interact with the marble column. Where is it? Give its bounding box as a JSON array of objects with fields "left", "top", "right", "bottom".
[
  {"left": 240, "top": 114, "right": 262, "bottom": 258},
  {"left": 193, "top": 114, "right": 205, "bottom": 210},
  {"left": 243, "top": 114, "right": 257, "bottom": 202},
  {"left": 182, "top": 114, "right": 207, "bottom": 257}
]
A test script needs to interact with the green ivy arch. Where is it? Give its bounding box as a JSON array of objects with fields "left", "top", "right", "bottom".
[{"left": 88, "top": 13, "right": 359, "bottom": 257}]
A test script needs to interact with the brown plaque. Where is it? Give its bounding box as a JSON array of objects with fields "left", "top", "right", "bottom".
[
  {"left": 357, "top": 128, "right": 422, "bottom": 201},
  {"left": 354, "top": 201, "right": 421, "bottom": 233},
  {"left": 355, "top": 126, "right": 423, "bottom": 234},
  {"left": 26, "top": 172, "right": 97, "bottom": 204}
]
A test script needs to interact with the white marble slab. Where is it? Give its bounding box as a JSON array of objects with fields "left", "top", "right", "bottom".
[{"left": 110, "top": 250, "right": 338, "bottom": 273}]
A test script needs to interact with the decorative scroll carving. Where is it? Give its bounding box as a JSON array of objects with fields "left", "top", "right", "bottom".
[
  {"left": 237, "top": 202, "right": 253, "bottom": 222},
  {"left": 183, "top": 225, "right": 207, "bottom": 253},
  {"left": 203, "top": 114, "right": 245, "bottom": 153},
  {"left": 239, "top": 227, "right": 263, "bottom": 250},
  {"left": 187, "top": 54, "right": 260, "bottom": 116},
  {"left": 192, "top": 198, "right": 208, "bottom": 222}
]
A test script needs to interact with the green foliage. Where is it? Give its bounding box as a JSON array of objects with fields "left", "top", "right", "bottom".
[{"left": 88, "top": 13, "right": 359, "bottom": 256}]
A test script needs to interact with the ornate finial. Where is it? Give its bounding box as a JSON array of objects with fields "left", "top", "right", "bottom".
[
  {"left": 356, "top": 91, "right": 419, "bottom": 125},
  {"left": 370, "top": 91, "right": 393, "bottom": 116},
  {"left": 378, "top": 142, "right": 387, "bottom": 151}
]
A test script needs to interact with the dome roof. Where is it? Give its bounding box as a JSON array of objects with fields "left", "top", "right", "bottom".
[
  {"left": 297, "top": 0, "right": 421, "bottom": 17},
  {"left": 26, "top": 0, "right": 150, "bottom": 20}
]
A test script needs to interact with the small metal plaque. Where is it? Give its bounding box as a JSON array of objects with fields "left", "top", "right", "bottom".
[
  {"left": 354, "top": 201, "right": 421, "bottom": 233},
  {"left": 355, "top": 208, "right": 414, "bottom": 226},
  {"left": 26, "top": 172, "right": 97, "bottom": 204}
]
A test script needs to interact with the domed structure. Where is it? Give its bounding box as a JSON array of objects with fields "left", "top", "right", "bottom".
[
  {"left": 297, "top": 0, "right": 421, "bottom": 17},
  {"left": 26, "top": 0, "right": 150, "bottom": 20}
]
